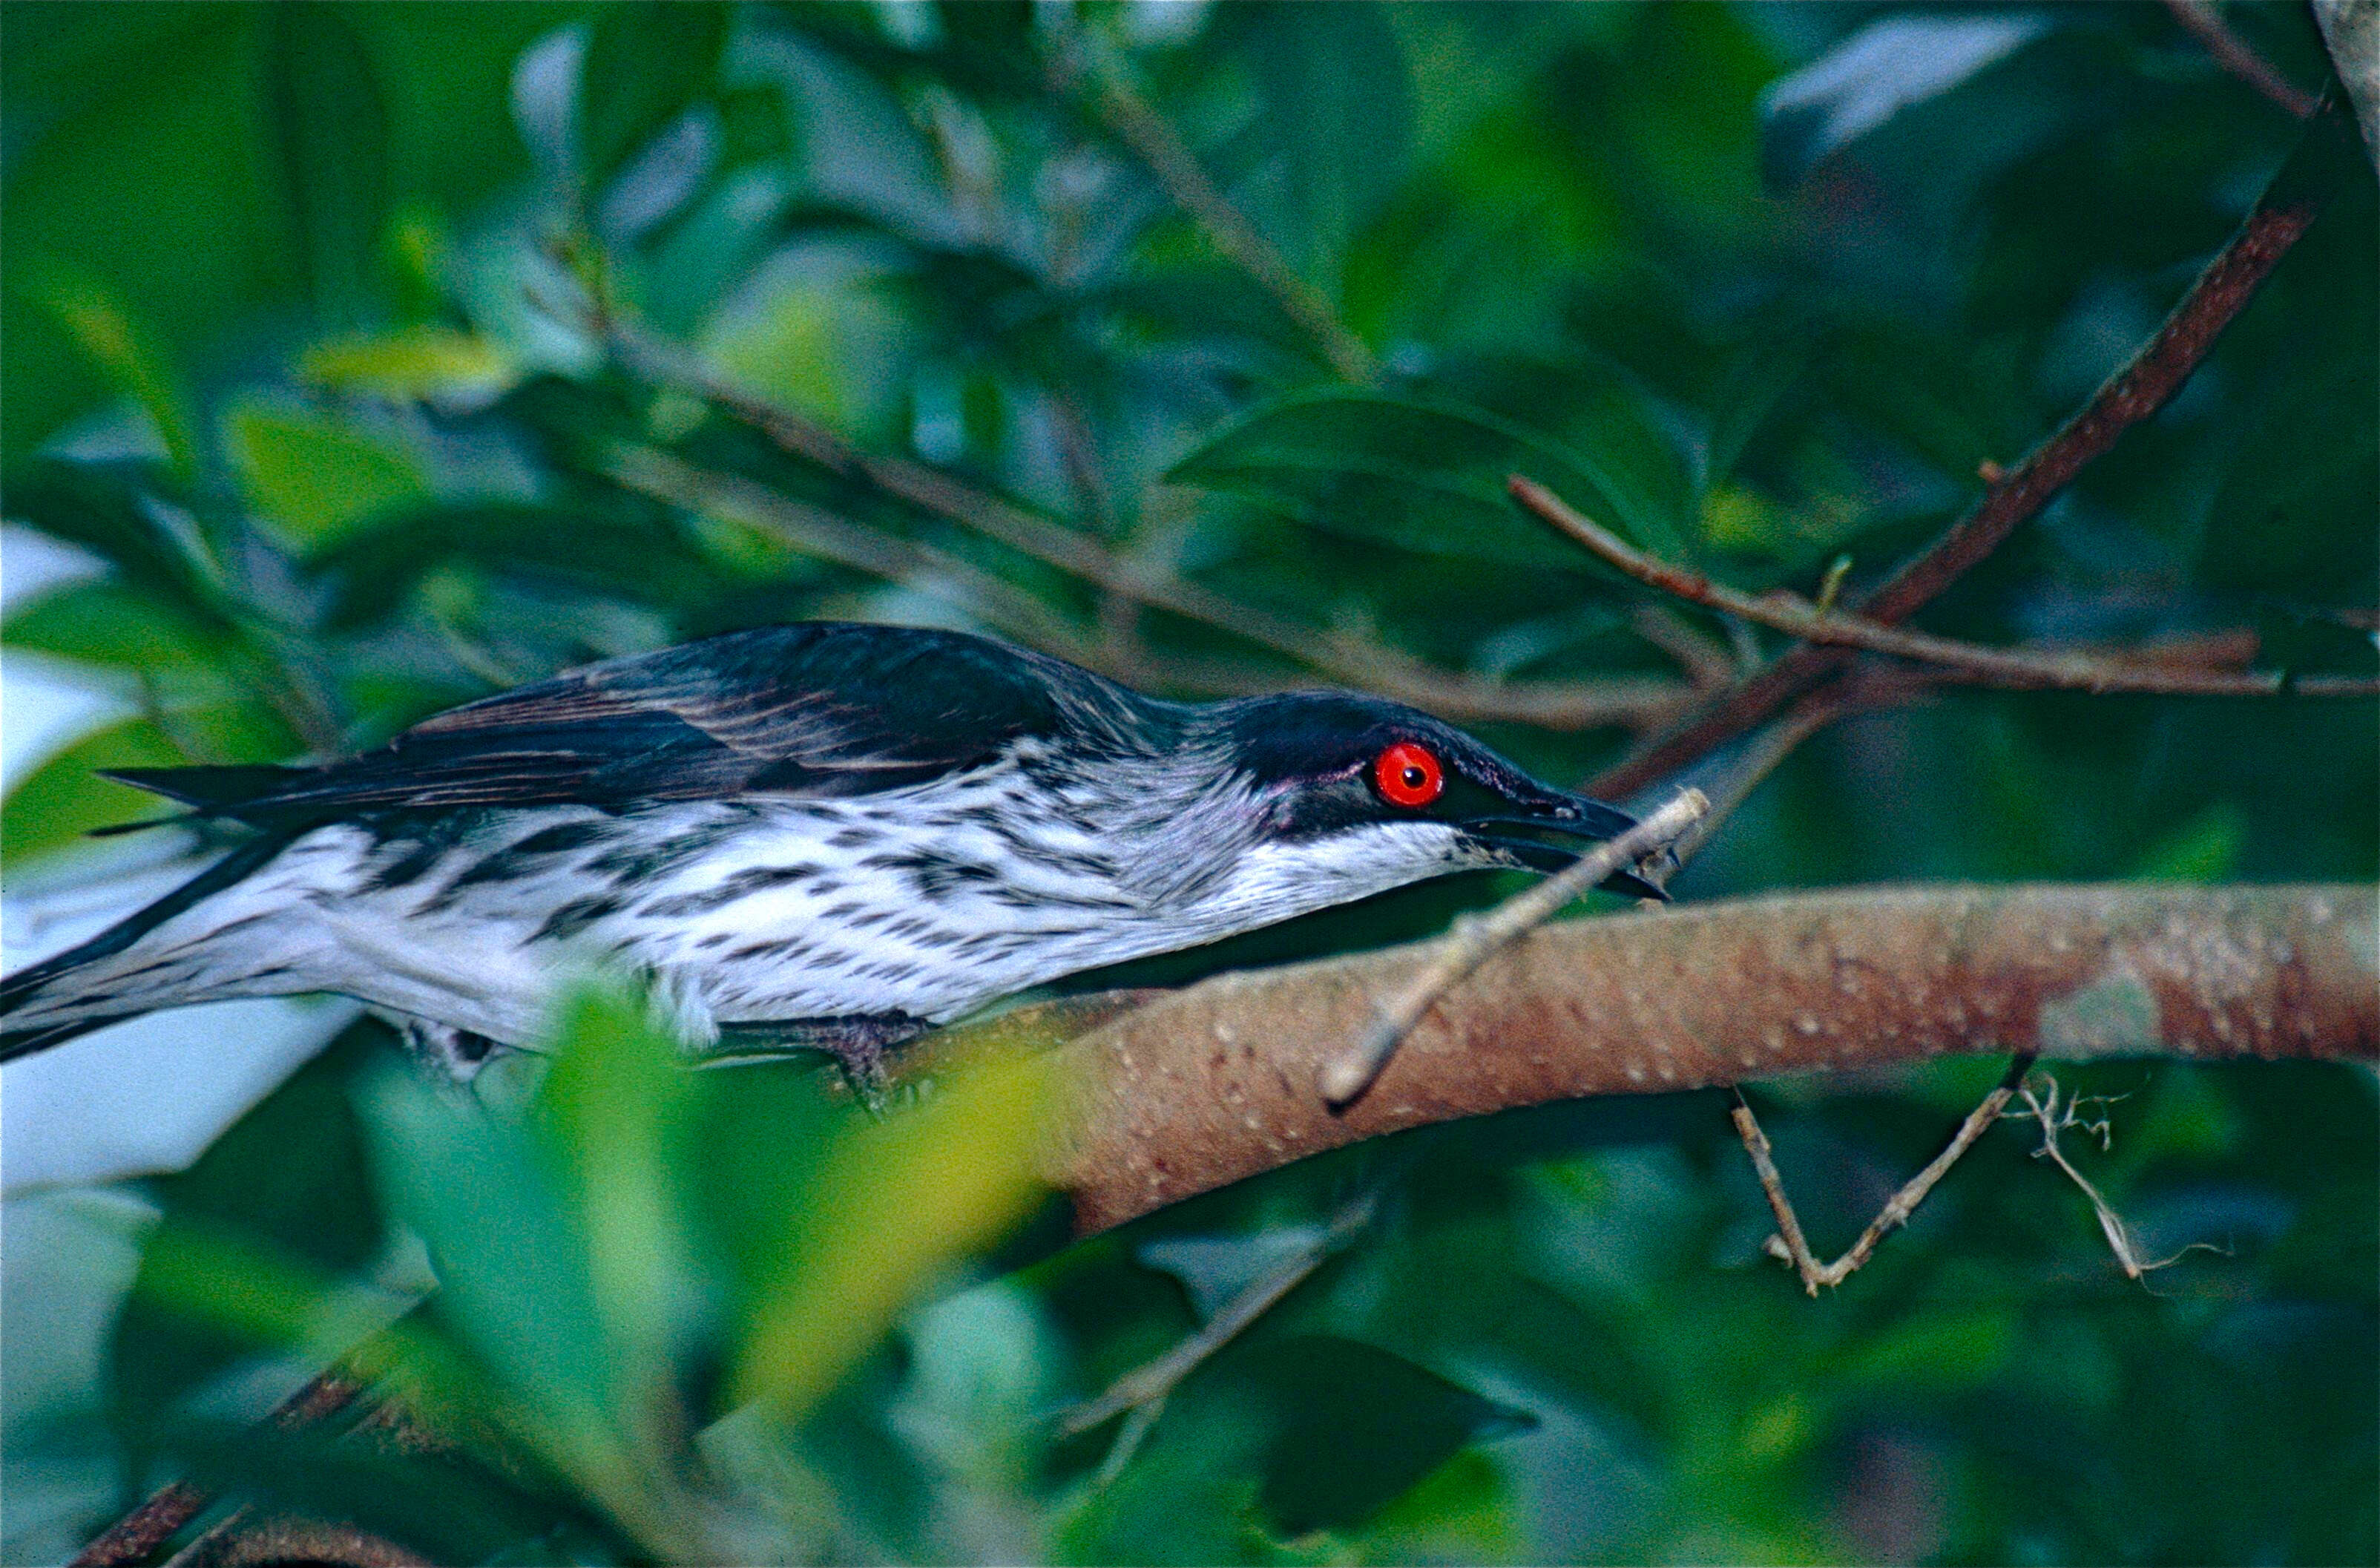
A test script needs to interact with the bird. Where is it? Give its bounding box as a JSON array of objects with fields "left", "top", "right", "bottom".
[{"left": 1, "top": 621, "right": 1661, "bottom": 1085}]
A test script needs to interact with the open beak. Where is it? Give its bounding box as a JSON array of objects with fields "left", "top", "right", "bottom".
[{"left": 1461, "top": 796, "right": 1672, "bottom": 900}]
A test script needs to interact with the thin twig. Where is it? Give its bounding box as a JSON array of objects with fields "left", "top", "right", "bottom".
[
  {"left": 2166, "top": 0, "right": 2322, "bottom": 117},
  {"left": 2008, "top": 1074, "right": 2224, "bottom": 1281},
  {"left": 1321, "top": 787, "right": 1709, "bottom": 1109},
  {"left": 71, "top": 1371, "right": 366, "bottom": 1567},
  {"left": 1060, "top": 1181, "right": 1384, "bottom": 1480},
  {"left": 1733, "top": 1054, "right": 2037, "bottom": 1296},
  {"left": 1591, "top": 182, "right": 2332, "bottom": 798},
  {"left": 602, "top": 442, "right": 1108, "bottom": 666},
  {"left": 1044, "top": 26, "right": 1375, "bottom": 381},
  {"left": 1663, "top": 671, "right": 1933, "bottom": 874},
  {"left": 1516, "top": 476, "right": 2379, "bottom": 698},
  {"left": 608, "top": 325, "right": 1686, "bottom": 730}
]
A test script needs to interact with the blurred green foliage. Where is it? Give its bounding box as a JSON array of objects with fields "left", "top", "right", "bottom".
[{"left": 2, "top": 2, "right": 2373, "bottom": 1562}]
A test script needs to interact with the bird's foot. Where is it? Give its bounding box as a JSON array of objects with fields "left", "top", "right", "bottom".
[{"left": 711, "top": 1012, "right": 930, "bottom": 1112}]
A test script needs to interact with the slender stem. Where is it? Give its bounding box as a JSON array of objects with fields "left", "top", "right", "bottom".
[
  {"left": 1591, "top": 182, "right": 2330, "bottom": 798},
  {"left": 2165, "top": 0, "right": 2321, "bottom": 117},
  {"left": 1733, "top": 1054, "right": 2036, "bottom": 1296},
  {"left": 1515, "top": 476, "right": 2378, "bottom": 698},
  {"left": 609, "top": 325, "right": 1686, "bottom": 730},
  {"left": 1048, "top": 29, "right": 1375, "bottom": 381},
  {"left": 1320, "top": 787, "right": 1709, "bottom": 1109}
]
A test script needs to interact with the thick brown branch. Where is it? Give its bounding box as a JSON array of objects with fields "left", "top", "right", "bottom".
[
  {"left": 1045, "top": 882, "right": 2377, "bottom": 1233},
  {"left": 1593, "top": 186, "right": 2329, "bottom": 798},
  {"left": 1516, "top": 476, "right": 2379, "bottom": 698}
]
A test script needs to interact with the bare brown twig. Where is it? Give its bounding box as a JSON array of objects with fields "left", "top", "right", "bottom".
[
  {"left": 1591, "top": 180, "right": 2331, "bottom": 798},
  {"left": 71, "top": 1371, "right": 366, "bottom": 1567},
  {"left": 2166, "top": 0, "right": 2322, "bottom": 117},
  {"left": 2008, "top": 1072, "right": 2224, "bottom": 1280},
  {"left": 1320, "top": 788, "right": 1711, "bottom": 1109},
  {"left": 1515, "top": 476, "right": 2380, "bottom": 699},
  {"left": 1732, "top": 1054, "right": 2037, "bottom": 1296}
]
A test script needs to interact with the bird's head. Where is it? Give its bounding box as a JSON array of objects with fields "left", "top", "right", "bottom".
[{"left": 1148, "top": 692, "right": 1665, "bottom": 918}]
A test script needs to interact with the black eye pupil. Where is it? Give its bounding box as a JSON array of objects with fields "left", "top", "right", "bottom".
[{"left": 1403, "top": 766, "right": 1426, "bottom": 788}]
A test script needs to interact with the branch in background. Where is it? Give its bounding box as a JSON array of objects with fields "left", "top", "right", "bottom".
[
  {"left": 70, "top": 1371, "right": 365, "bottom": 1567},
  {"left": 1515, "top": 476, "right": 2380, "bottom": 698},
  {"left": 1045, "top": 882, "right": 2377, "bottom": 1233},
  {"left": 1319, "top": 788, "right": 1710, "bottom": 1109},
  {"left": 610, "top": 326, "right": 1687, "bottom": 731},
  {"left": 2166, "top": 0, "right": 2322, "bottom": 117},
  {"left": 1059, "top": 1178, "right": 1385, "bottom": 1486},
  {"left": 1042, "top": 27, "right": 1376, "bottom": 383},
  {"left": 1592, "top": 177, "right": 2333, "bottom": 798},
  {"left": 605, "top": 443, "right": 1110, "bottom": 666}
]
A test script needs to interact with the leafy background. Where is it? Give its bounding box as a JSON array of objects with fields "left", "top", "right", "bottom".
[{"left": 2, "top": 2, "right": 2374, "bottom": 1562}]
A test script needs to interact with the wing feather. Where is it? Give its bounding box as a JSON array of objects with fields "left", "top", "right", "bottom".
[{"left": 108, "top": 623, "right": 1106, "bottom": 827}]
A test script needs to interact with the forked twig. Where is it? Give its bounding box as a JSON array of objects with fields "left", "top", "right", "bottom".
[
  {"left": 1515, "top": 477, "right": 2379, "bottom": 699},
  {"left": 1732, "top": 1053, "right": 2037, "bottom": 1296},
  {"left": 1321, "top": 788, "right": 1709, "bottom": 1109}
]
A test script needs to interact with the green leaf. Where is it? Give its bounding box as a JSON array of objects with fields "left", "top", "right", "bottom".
[
  {"left": 1167, "top": 389, "right": 1686, "bottom": 566},
  {"left": 577, "top": 2, "right": 727, "bottom": 190},
  {"left": 720, "top": 1051, "right": 1054, "bottom": 1415},
  {"left": 1758, "top": 14, "right": 2050, "bottom": 189},
  {"left": 1236, "top": 1336, "right": 1533, "bottom": 1537},
  {"left": 17, "top": 265, "right": 200, "bottom": 476},
  {"left": 1223, "top": 1, "right": 1414, "bottom": 272},
  {"left": 1, "top": 459, "right": 227, "bottom": 614},
  {"left": 359, "top": 1061, "right": 622, "bottom": 1460},
  {"left": 226, "top": 403, "right": 430, "bottom": 549},
  {"left": 1, "top": 717, "right": 185, "bottom": 859},
  {"left": 262, "top": 1, "right": 392, "bottom": 323},
  {"left": 298, "top": 326, "right": 520, "bottom": 405},
  {"left": 109, "top": 1031, "right": 387, "bottom": 1463},
  {"left": 4, "top": 580, "right": 238, "bottom": 674}
]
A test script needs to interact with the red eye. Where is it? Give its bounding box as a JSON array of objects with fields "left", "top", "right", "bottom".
[{"left": 1373, "top": 741, "right": 1444, "bottom": 808}]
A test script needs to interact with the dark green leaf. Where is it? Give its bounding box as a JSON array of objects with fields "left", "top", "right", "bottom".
[
  {"left": 262, "top": 2, "right": 392, "bottom": 324},
  {"left": 577, "top": 2, "right": 728, "bottom": 190},
  {"left": 1168, "top": 388, "right": 1687, "bottom": 565}
]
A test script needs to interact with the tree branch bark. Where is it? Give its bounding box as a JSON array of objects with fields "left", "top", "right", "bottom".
[{"left": 1042, "top": 882, "right": 2377, "bottom": 1233}]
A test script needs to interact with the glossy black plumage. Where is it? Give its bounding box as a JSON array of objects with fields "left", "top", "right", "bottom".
[{"left": 106, "top": 623, "right": 1150, "bottom": 825}]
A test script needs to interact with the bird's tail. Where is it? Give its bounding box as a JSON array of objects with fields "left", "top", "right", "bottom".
[{"left": 1, "top": 836, "right": 290, "bottom": 1063}]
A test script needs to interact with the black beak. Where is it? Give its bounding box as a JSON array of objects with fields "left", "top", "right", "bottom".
[{"left": 1461, "top": 796, "right": 1672, "bottom": 900}]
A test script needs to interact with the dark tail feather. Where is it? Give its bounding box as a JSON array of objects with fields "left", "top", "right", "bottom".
[
  {"left": 1, "top": 835, "right": 289, "bottom": 1064},
  {"left": 99, "top": 764, "right": 305, "bottom": 811}
]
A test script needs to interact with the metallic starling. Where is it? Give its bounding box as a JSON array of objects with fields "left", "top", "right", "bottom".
[{"left": 1, "top": 622, "right": 1660, "bottom": 1083}]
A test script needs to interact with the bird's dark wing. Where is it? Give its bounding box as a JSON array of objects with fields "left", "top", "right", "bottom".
[{"left": 105, "top": 623, "right": 1105, "bottom": 827}]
